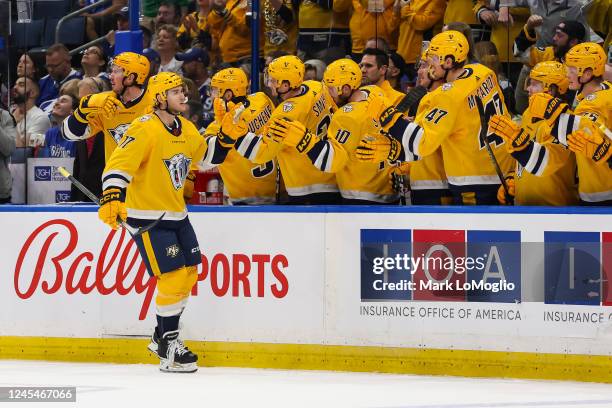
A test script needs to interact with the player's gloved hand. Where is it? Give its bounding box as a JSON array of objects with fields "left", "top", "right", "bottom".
[
  {"left": 497, "top": 174, "right": 515, "bottom": 205},
  {"left": 183, "top": 171, "right": 196, "bottom": 201},
  {"left": 74, "top": 93, "right": 122, "bottom": 123},
  {"left": 355, "top": 133, "right": 401, "bottom": 162},
  {"left": 268, "top": 117, "right": 320, "bottom": 153},
  {"left": 528, "top": 92, "right": 569, "bottom": 126},
  {"left": 378, "top": 106, "right": 404, "bottom": 132},
  {"left": 98, "top": 187, "right": 127, "bottom": 230},
  {"left": 488, "top": 114, "right": 531, "bottom": 152},
  {"left": 218, "top": 103, "right": 247, "bottom": 147},
  {"left": 568, "top": 127, "right": 611, "bottom": 164}
]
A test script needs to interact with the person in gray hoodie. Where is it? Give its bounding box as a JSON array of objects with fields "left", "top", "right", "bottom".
[{"left": 0, "top": 109, "right": 16, "bottom": 203}]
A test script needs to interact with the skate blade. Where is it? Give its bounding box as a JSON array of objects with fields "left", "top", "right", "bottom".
[
  {"left": 159, "top": 360, "right": 198, "bottom": 373},
  {"left": 147, "top": 342, "right": 159, "bottom": 357}
]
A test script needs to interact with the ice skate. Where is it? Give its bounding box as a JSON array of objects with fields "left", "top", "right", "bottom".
[{"left": 158, "top": 330, "right": 198, "bottom": 373}]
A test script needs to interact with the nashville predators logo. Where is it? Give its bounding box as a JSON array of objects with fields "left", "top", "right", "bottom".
[
  {"left": 109, "top": 124, "right": 130, "bottom": 144},
  {"left": 163, "top": 153, "right": 192, "bottom": 190},
  {"left": 166, "top": 244, "right": 180, "bottom": 258}
]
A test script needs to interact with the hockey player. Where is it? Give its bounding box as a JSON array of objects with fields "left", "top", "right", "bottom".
[
  {"left": 236, "top": 55, "right": 340, "bottom": 204},
  {"left": 405, "top": 51, "right": 452, "bottom": 205},
  {"left": 490, "top": 43, "right": 612, "bottom": 205},
  {"left": 356, "top": 30, "right": 513, "bottom": 205},
  {"left": 203, "top": 68, "right": 277, "bottom": 205},
  {"left": 268, "top": 58, "right": 399, "bottom": 204},
  {"left": 62, "top": 52, "right": 153, "bottom": 161},
  {"left": 494, "top": 61, "right": 579, "bottom": 206},
  {"left": 99, "top": 72, "right": 246, "bottom": 372}
]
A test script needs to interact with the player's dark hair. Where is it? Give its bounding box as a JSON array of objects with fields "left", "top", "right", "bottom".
[{"left": 363, "top": 48, "right": 389, "bottom": 68}]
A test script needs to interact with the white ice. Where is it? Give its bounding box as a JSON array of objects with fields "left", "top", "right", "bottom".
[{"left": 1, "top": 360, "right": 612, "bottom": 408}]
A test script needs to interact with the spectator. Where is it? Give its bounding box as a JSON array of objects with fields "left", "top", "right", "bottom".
[
  {"left": 387, "top": 52, "right": 408, "bottom": 92},
  {"left": 37, "top": 95, "right": 79, "bottom": 158},
  {"left": 0, "top": 108, "right": 16, "bottom": 204},
  {"left": 177, "top": 0, "right": 214, "bottom": 50},
  {"left": 11, "top": 77, "right": 51, "bottom": 149},
  {"left": 296, "top": 0, "right": 352, "bottom": 64},
  {"left": 58, "top": 79, "right": 82, "bottom": 104},
  {"left": 177, "top": 47, "right": 214, "bottom": 126},
  {"left": 78, "top": 77, "right": 110, "bottom": 99},
  {"left": 103, "top": 8, "right": 152, "bottom": 54},
  {"left": 350, "top": 0, "right": 398, "bottom": 59},
  {"left": 364, "top": 36, "right": 391, "bottom": 53},
  {"left": 586, "top": 0, "right": 611, "bottom": 50},
  {"left": 16, "top": 54, "right": 39, "bottom": 81},
  {"left": 392, "top": 0, "right": 445, "bottom": 78},
  {"left": 359, "top": 47, "right": 404, "bottom": 105},
  {"left": 157, "top": 24, "right": 183, "bottom": 73},
  {"left": 82, "top": 0, "right": 128, "bottom": 37},
  {"left": 444, "top": 0, "right": 490, "bottom": 43},
  {"left": 262, "top": 0, "right": 298, "bottom": 56},
  {"left": 156, "top": 1, "right": 182, "bottom": 27},
  {"left": 500, "top": 0, "right": 587, "bottom": 47},
  {"left": 142, "top": 48, "right": 162, "bottom": 75},
  {"left": 80, "top": 46, "right": 107, "bottom": 79},
  {"left": 208, "top": 0, "right": 255, "bottom": 65},
  {"left": 37, "top": 44, "right": 83, "bottom": 112},
  {"left": 304, "top": 59, "right": 326, "bottom": 81}
]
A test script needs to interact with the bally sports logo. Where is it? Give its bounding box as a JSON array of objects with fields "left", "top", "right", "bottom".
[{"left": 14, "top": 219, "right": 290, "bottom": 320}]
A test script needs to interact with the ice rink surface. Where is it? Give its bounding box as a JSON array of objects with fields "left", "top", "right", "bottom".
[{"left": 1, "top": 360, "right": 612, "bottom": 407}]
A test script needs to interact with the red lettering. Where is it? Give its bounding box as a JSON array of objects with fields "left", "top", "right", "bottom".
[
  {"left": 210, "top": 254, "right": 230, "bottom": 296},
  {"left": 232, "top": 254, "right": 251, "bottom": 297},
  {"left": 271, "top": 255, "right": 289, "bottom": 298},
  {"left": 252, "top": 254, "right": 270, "bottom": 297},
  {"left": 66, "top": 252, "right": 94, "bottom": 294}
]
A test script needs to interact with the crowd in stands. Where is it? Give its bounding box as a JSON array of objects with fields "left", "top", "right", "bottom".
[{"left": 0, "top": 0, "right": 610, "bottom": 206}]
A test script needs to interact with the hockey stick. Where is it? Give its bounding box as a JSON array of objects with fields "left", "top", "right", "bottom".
[
  {"left": 58, "top": 166, "right": 165, "bottom": 237},
  {"left": 474, "top": 96, "right": 513, "bottom": 205},
  {"left": 395, "top": 85, "right": 427, "bottom": 115}
]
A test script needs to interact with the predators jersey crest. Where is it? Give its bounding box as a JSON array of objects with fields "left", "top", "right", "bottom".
[
  {"left": 164, "top": 153, "right": 192, "bottom": 190},
  {"left": 109, "top": 123, "right": 131, "bottom": 144}
]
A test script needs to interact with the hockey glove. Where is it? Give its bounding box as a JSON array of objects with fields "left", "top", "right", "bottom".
[
  {"left": 378, "top": 106, "right": 404, "bottom": 132},
  {"left": 568, "top": 128, "right": 611, "bottom": 165},
  {"left": 74, "top": 93, "right": 121, "bottom": 123},
  {"left": 218, "top": 103, "right": 247, "bottom": 147},
  {"left": 488, "top": 115, "right": 531, "bottom": 152},
  {"left": 355, "top": 133, "right": 401, "bottom": 163},
  {"left": 98, "top": 188, "right": 127, "bottom": 230},
  {"left": 528, "top": 93, "right": 569, "bottom": 127},
  {"left": 497, "top": 174, "right": 515, "bottom": 205},
  {"left": 268, "top": 117, "right": 319, "bottom": 153},
  {"left": 183, "top": 171, "right": 196, "bottom": 201}
]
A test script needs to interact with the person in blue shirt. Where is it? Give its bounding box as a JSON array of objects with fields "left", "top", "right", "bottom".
[
  {"left": 176, "top": 47, "right": 213, "bottom": 127},
  {"left": 38, "top": 95, "right": 79, "bottom": 158},
  {"left": 38, "top": 44, "right": 83, "bottom": 113}
]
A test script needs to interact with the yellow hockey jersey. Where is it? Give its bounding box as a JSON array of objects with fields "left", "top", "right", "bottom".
[
  {"left": 306, "top": 86, "right": 398, "bottom": 203},
  {"left": 102, "top": 114, "right": 207, "bottom": 221},
  {"left": 511, "top": 108, "right": 578, "bottom": 206},
  {"left": 379, "top": 80, "right": 405, "bottom": 107},
  {"left": 205, "top": 92, "right": 277, "bottom": 204},
  {"left": 238, "top": 80, "right": 338, "bottom": 197},
  {"left": 390, "top": 63, "right": 513, "bottom": 188},
  {"left": 408, "top": 91, "right": 448, "bottom": 192},
  {"left": 62, "top": 90, "right": 153, "bottom": 161},
  {"left": 549, "top": 82, "right": 612, "bottom": 203},
  {"left": 207, "top": 0, "right": 262, "bottom": 63},
  {"left": 529, "top": 46, "right": 556, "bottom": 67}
]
